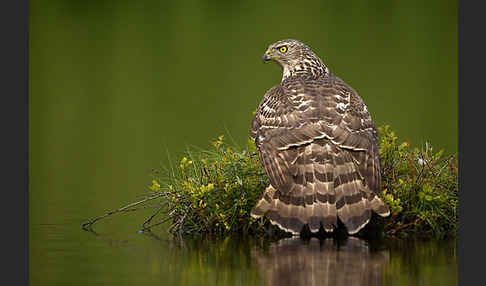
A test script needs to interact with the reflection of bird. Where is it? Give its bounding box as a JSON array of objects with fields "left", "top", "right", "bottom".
[
  {"left": 250, "top": 39, "right": 389, "bottom": 235},
  {"left": 252, "top": 237, "right": 389, "bottom": 286}
]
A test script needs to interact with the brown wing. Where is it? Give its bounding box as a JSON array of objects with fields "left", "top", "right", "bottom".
[
  {"left": 250, "top": 75, "right": 388, "bottom": 234},
  {"left": 251, "top": 85, "right": 295, "bottom": 191},
  {"left": 252, "top": 76, "right": 381, "bottom": 194}
]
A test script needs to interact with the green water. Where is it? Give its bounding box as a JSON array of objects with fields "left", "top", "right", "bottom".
[{"left": 30, "top": 0, "right": 457, "bottom": 285}]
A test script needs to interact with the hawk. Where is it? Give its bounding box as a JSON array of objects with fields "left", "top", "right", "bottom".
[{"left": 250, "top": 39, "right": 389, "bottom": 235}]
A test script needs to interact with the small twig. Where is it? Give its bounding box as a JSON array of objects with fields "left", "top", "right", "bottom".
[
  {"left": 140, "top": 215, "right": 174, "bottom": 232},
  {"left": 436, "top": 155, "right": 455, "bottom": 178},
  {"left": 135, "top": 191, "right": 162, "bottom": 199},
  {"left": 121, "top": 203, "right": 165, "bottom": 212},
  {"left": 423, "top": 157, "right": 437, "bottom": 177},
  {"left": 142, "top": 205, "right": 166, "bottom": 229},
  {"left": 82, "top": 192, "right": 167, "bottom": 232},
  {"left": 407, "top": 153, "right": 415, "bottom": 184},
  {"left": 387, "top": 219, "right": 418, "bottom": 235}
]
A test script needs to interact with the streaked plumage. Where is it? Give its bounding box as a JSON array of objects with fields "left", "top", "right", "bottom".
[{"left": 250, "top": 39, "right": 389, "bottom": 235}]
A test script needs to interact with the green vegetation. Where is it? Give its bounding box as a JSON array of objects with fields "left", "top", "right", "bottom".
[
  {"left": 377, "top": 126, "right": 458, "bottom": 239},
  {"left": 143, "top": 125, "right": 458, "bottom": 239},
  {"left": 146, "top": 135, "right": 270, "bottom": 238}
]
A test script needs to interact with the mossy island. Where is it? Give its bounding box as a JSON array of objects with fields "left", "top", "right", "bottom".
[{"left": 83, "top": 125, "right": 458, "bottom": 240}]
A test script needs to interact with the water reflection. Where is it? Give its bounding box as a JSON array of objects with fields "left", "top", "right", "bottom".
[
  {"left": 76, "top": 228, "right": 455, "bottom": 286},
  {"left": 252, "top": 237, "right": 389, "bottom": 286}
]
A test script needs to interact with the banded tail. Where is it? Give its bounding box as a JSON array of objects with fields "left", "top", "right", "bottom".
[{"left": 251, "top": 141, "right": 389, "bottom": 235}]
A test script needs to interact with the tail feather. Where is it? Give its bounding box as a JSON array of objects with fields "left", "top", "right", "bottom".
[
  {"left": 250, "top": 185, "right": 276, "bottom": 219},
  {"left": 369, "top": 195, "right": 390, "bottom": 217},
  {"left": 267, "top": 193, "right": 305, "bottom": 235},
  {"left": 334, "top": 151, "right": 372, "bottom": 234},
  {"left": 251, "top": 140, "right": 389, "bottom": 236},
  {"left": 312, "top": 143, "right": 337, "bottom": 232}
]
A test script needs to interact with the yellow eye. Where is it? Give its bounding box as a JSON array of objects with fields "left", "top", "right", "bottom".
[{"left": 279, "top": 46, "right": 287, "bottom": 53}]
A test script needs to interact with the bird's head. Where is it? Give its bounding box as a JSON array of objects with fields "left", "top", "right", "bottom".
[{"left": 262, "top": 39, "right": 329, "bottom": 81}]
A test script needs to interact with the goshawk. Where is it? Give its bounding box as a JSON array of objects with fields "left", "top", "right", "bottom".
[{"left": 250, "top": 39, "right": 389, "bottom": 235}]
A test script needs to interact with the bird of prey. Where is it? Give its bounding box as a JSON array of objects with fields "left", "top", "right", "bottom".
[{"left": 250, "top": 39, "right": 389, "bottom": 235}]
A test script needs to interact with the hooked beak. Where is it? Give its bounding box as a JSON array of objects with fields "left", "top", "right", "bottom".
[{"left": 262, "top": 52, "right": 272, "bottom": 63}]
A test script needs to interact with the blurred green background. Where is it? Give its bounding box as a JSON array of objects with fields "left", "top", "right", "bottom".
[{"left": 29, "top": 0, "right": 457, "bottom": 285}]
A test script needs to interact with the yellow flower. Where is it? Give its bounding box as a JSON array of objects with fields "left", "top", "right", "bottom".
[{"left": 150, "top": 180, "right": 161, "bottom": 191}]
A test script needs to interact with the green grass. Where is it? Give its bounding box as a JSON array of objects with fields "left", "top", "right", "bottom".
[
  {"left": 147, "top": 126, "right": 458, "bottom": 239},
  {"left": 377, "top": 126, "right": 458, "bottom": 239}
]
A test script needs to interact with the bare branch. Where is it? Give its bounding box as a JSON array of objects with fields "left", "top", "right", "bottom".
[{"left": 82, "top": 192, "right": 167, "bottom": 232}]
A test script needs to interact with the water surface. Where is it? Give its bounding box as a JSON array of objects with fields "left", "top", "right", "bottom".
[
  {"left": 30, "top": 0, "right": 457, "bottom": 285},
  {"left": 32, "top": 214, "right": 457, "bottom": 286}
]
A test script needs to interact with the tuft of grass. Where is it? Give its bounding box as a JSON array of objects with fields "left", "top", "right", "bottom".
[
  {"left": 147, "top": 126, "right": 458, "bottom": 239},
  {"left": 377, "top": 126, "right": 458, "bottom": 239},
  {"left": 148, "top": 135, "right": 272, "bottom": 237}
]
